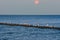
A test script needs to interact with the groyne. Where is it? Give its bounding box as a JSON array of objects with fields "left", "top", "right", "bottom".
[{"left": 0, "top": 22, "right": 60, "bottom": 30}]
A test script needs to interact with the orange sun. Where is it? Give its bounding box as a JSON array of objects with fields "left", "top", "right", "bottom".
[{"left": 34, "top": 0, "right": 39, "bottom": 5}]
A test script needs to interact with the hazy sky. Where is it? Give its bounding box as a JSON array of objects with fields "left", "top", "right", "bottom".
[{"left": 0, "top": 0, "right": 60, "bottom": 15}]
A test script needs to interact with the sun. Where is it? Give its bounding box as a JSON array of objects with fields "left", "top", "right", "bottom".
[{"left": 34, "top": 0, "right": 39, "bottom": 5}]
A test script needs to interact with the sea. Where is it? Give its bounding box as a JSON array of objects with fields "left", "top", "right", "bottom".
[{"left": 0, "top": 15, "right": 60, "bottom": 40}]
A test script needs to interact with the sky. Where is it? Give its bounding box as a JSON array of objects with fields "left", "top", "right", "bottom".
[{"left": 0, "top": 0, "right": 60, "bottom": 15}]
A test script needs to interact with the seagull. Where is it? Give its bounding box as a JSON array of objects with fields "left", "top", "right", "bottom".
[{"left": 46, "top": 24, "right": 49, "bottom": 26}]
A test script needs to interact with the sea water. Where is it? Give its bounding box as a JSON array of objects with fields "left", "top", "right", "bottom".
[{"left": 0, "top": 15, "right": 60, "bottom": 40}]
